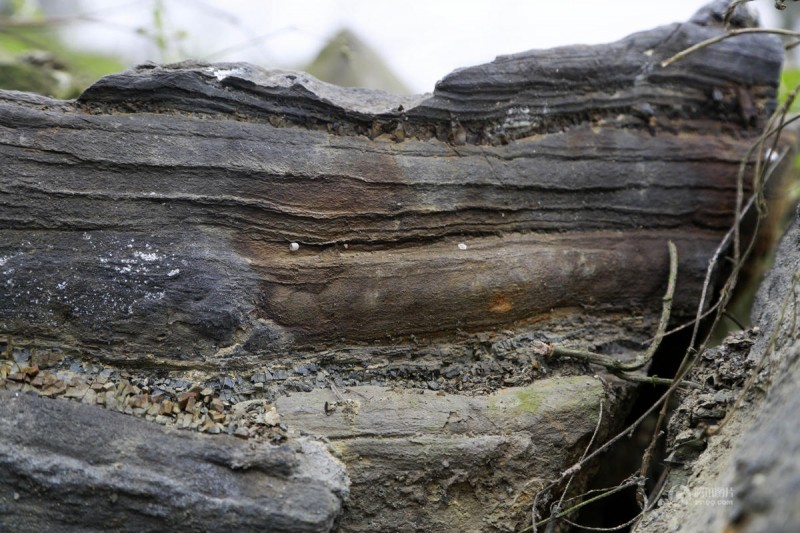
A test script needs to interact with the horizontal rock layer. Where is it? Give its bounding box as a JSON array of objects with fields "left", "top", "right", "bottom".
[
  {"left": 275, "top": 376, "right": 617, "bottom": 532},
  {"left": 0, "top": 4, "right": 783, "bottom": 363}
]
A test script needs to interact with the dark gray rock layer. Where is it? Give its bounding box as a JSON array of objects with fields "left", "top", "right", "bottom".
[
  {"left": 0, "top": 390, "right": 348, "bottom": 533},
  {"left": 0, "top": 1, "right": 784, "bottom": 364}
]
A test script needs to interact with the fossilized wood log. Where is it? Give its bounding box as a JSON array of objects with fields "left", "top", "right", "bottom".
[
  {"left": 0, "top": 6, "right": 784, "bottom": 365},
  {"left": 0, "top": 4, "right": 793, "bottom": 533},
  {"left": 0, "top": 390, "right": 348, "bottom": 533}
]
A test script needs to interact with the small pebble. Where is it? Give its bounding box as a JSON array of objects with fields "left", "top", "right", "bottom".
[
  {"left": 201, "top": 422, "right": 222, "bottom": 434},
  {"left": 289, "top": 242, "right": 300, "bottom": 252},
  {"left": 269, "top": 369, "right": 289, "bottom": 380},
  {"left": 457, "top": 243, "right": 467, "bottom": 250}
]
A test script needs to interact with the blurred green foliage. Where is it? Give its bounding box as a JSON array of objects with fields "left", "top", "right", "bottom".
[
  {"left": 0, "top": 2, "right": 124, "bottom": 98},
  {"left": 779, "top": 67, "right": 800, "bottom": 113},
  {"left": 778, "top": 68, "right": 800, "bottom": 179},
  {"left": 134, "top": 0, "right": 187, "bottom": 63}
]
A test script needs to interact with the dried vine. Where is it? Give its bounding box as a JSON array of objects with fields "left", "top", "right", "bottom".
[{"left": 522, "top": 10, "right": 800, "bottom": 531}]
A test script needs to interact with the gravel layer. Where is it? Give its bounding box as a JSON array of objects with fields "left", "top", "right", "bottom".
[{"left": 0, "top": 331, "right": 580, "bottom": 440}]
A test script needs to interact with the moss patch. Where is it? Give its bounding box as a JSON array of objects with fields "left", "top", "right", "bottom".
[{"left": 513, "top": 386, "right": 545, "bottom": 414}]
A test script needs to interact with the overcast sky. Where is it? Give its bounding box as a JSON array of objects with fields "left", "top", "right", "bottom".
[{"left": 65, "top": 0, "right": 783, "bottom": 94}]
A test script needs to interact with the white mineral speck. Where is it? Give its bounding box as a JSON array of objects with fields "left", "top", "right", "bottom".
[
  {"left": 289, "top": 242, "right": 300, "bottom": 252},
  {"left": 458, "top": 243, "right": 467, "bottom": 250},
  {"left": 134, "top": 252, "right": 159, "bottom": 262},
  {"left": 765, "top": 148, "right": 779, "bottom": 163},
  {"left": 211, "top": 67, "right": 242, "bottom": 81},
  {"left": 167, "top": 269, "right": 180, "bottom": 277}
]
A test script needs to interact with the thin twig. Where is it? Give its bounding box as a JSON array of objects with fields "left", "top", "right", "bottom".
[
  {"left": 636, "top": 59, "right": 800, "bottom": 507},
  {"left": 718, "top": 272, "right": 800, "bottom": 433},
  {"left": 545, "top": 241, "right": 678, "bottom": 373},
  {"left": 550, "top": 399, "right": 606, "bottom": 530},
  {"left": 653, "top": 118, "right": 794, "bottom": 341},
  {"left": 523, "top": 479, "right": 640, "bottom": 532},
  {"left": 661, "top": 28, "right": 800, "bottom": 67},
  {"left": 560, "top": 510, "right": 645, "bottom": 532},
  {"left": 527, "top": 20, "right": 800, "bottom": 532},
  {"left": 330, "top": 382, "right": 345, "bottom": 401},
  {"left": 722, "top": 0, "right": 754, "bottom": 28},
  {"left": 612, "top": 372, "right": 702, "bottom": 390},
  {"left": 684, "top": 89, "right": 798, "bottom": 358},
  {"left": 528, "top": 360, "right": 700, "bottom": 532}
]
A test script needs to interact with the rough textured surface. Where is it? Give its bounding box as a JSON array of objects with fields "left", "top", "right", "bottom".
[
  {"left": 636, "top": 208, "right": 800, "bottom": 532},
  {"left": 0, "top": 389, "right": 348, "bottom": 533},
  {"left": 276, "top": 377, "right": 622, "bottom": 532},
  {"left": 0, "top": 3, "right": 795, "bottom": 533},
  {"left": 0, "top": 2, "right": 784, "bottom": 364}
]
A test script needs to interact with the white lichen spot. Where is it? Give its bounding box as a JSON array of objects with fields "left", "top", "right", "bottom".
[
  {"left": 644, "top": 49, "right": 654, "bottom": 56},
  {"left": 503, "top": 106, "right": 534, "bottom": 130},
  {"left": 82, "top": 232, "right": 91, "bottom": 240},
  {"left": 134, "top": 251, "right": 160, "bottom": 262},
  {"left": 289, "top": 242, "right": 300, "bottom": 252},
  {"left": 167, "top": 269, "right": 180, "bottom": 277},
  {"left": 56, "top": 281, "right": 67, "bottom": 290},
  {"left": 510, "top": 106, "right": 528, "bottom": 115},
  {"left": 144, "top": 292, "right": 165, "bottom": 301},
  {"left": 457, "top": 243, "right": 468, "bottom": 250},
  {"left": 210, "top": 67, "right": 243, "bottom": 81}
]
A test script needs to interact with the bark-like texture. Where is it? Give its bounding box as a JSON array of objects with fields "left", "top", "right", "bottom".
[
  {"left": 0, "top": 2, "right": 784, "bottom": 364},
  {"left": 0, "top": 390, "right": 348, "bottom": 533}
]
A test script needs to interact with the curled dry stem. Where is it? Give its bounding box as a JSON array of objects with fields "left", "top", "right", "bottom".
[
  {"left": 537, "top": 241, "right": 678, "bottom": 375},
  {"left": 661, "top": 27, "right": 800, "bottom": 68},
  {"left": 525, "top": 20, "right": 800, "bottom": 533}
]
